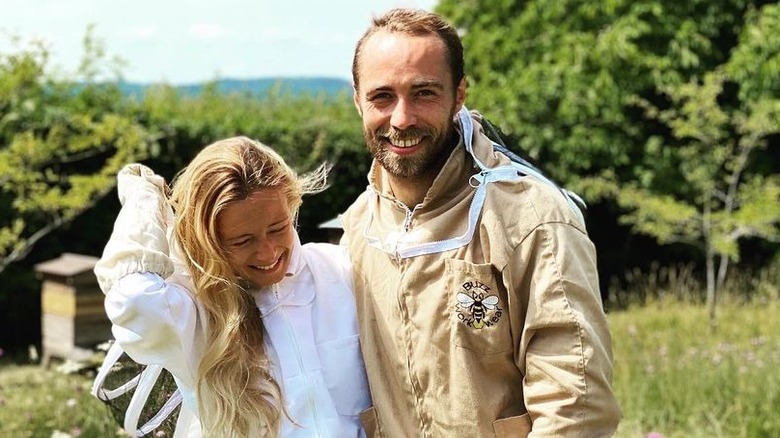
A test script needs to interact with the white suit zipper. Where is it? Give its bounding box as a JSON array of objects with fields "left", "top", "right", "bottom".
[{"left": 279, "top": 305, "right": 323, "bottom": 438}]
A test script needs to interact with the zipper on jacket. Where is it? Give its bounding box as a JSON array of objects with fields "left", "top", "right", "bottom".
[
  {"left": 279, "top": 306, "right": 324, "bottom": 438},
  {"left": 403, "top": 201, "right": 426, "bottom": 232},
  {"left": 390, "top": 206, "right": 415, "bottom": 262},
  {"left": 402, "top": 207, "right": 413, "bottom": 232}
]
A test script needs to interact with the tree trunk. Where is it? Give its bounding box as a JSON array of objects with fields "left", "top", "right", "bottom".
[
  {"left": 716, "top": 253, "right": 729, "bottom": 299},
  {"left": 704, "top": 203, "right": 717, "bottom": 332},
  {"left": 706, "top": 249, "right": 717, "bottom": 332}
]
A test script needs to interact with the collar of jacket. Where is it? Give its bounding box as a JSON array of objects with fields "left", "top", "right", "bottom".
[
  {"left": 253, "top": 233, "right": 315, "bottom": 316},
  {"left": 361, "top": 107, "right": 525, "bottom": 259}
]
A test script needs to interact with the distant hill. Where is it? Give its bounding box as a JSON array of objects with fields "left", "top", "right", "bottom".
[{"left": 117, "top": 77, "right": 353, "bottom": 99}]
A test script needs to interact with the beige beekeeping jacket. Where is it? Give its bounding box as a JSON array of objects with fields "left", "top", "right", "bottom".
[{"left": 341, "top": 108, "right": 620, "bottom": 437}]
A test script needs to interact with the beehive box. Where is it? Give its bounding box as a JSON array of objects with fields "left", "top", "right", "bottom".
[{"left": 34, "top": 253, "right": 111, "bottom": 366}]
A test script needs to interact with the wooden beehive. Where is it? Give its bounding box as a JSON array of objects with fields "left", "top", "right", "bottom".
[{"left": 34, "top": 253, "right": 111, "bottom": 366}]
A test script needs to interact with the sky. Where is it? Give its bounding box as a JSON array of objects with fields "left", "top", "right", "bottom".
[{"left": 0, "top": 0, "right": 438, "bottom": 85}]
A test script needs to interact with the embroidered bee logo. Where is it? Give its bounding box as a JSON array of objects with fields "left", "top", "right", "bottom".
[{"left": 455, "top": 280, "right": 503, "bottom": 329}]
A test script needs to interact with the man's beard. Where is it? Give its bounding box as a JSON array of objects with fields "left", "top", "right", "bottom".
[{"left": 364, "top": 120, "right": 456, "bottom": 179}]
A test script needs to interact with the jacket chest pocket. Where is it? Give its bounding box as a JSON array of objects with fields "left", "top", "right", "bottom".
[
  {"left": 317, "top": 335, "right": 371, "bottom": 416},
  {"left": 446, "top": 259, "right": 512, "bottom": 355}
]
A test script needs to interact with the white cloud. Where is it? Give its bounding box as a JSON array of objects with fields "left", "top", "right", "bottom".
[
  {"left": 121, "top": 25, "right": 158, "bottom": 41},
  {"left": 189, "top": 23, "right": 233, "bottom": 40},
  {"left": 256, "top": 27, "right": 301, "bottom": 42}
]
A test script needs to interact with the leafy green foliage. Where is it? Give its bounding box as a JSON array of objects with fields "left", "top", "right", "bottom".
[
  {"left": 725, "top": 3, "right": 780, "bottom": 101},
  {"left": 0, "top": 27, "right": 369, "bottom": 351},
  {"left": 438, "top": 0, "right": 769, "bottom": 184},
  {"left": 0, "top": 30, "right": 155, "bottom": 274},
  {"left": 622, "top": 72, "right": 780, "bottom": 261},
  {"left": 437, "top": 0, "right": 780, "bottom": 302}
]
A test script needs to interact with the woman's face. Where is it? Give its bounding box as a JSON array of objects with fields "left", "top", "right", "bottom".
[{"left": 217, "top": 187, "right": 295, "bottom": 288}]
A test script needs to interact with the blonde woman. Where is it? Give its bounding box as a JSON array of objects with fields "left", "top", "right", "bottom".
[{"left": 94, "top": 137, "right": 371, "bottom": 437}]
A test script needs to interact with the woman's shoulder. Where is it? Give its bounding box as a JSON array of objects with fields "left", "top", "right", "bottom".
[
  {"left": 301, "top": 242, "right": 349, "bottom": 261},
  {"left": 300, "top": 242, "right": 352, "bottom": 283}
]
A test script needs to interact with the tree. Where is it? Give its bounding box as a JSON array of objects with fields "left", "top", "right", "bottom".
[
  {"left": 436, "top": 0, "right": 780, "bottom": 307},
  {"left": 0, "top": 29, "right": 156, "bottom": 275},
  {"left": 621, "top": 70, "right": 780, "bottom": 325},
  {"left": 616, "top": 3, "right": 780, "bottom": 322}
]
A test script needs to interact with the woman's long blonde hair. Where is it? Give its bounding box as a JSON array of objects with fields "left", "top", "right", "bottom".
[{"left": 169, "top": 136, "right": 329, "bottom": 437}]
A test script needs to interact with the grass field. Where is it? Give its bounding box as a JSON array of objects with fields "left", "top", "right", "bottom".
[
  {"left": 0, "top": 361, "right": 121, "bottom": 437},
  {"left": 610, "top": 299, "right": 780, "bottom": 438},
  {"left": 1, "top": 300, "right": 778, "bottom": 437}
]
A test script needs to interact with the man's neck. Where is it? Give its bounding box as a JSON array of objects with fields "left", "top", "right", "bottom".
[{"left": 387, "top": 171, "right": 438, "bottom": 208}]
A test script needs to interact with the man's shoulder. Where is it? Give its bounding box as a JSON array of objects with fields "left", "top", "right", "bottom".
[{"left": 486, "top": 175, "right": 585, "bottom": 229}]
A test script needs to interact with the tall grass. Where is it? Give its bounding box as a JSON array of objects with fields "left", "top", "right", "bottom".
[
  {"left": 0, "top": 363, "right": 121, "bottom": 437},
  {"left": 610, "top": 299, "right": 780, "bottom": 438}
]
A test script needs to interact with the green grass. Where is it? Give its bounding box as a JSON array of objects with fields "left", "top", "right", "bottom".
[
  {"left": 1, "top": 300, "right": 779, "bottom": 437},
  {"left": 610, "top": 299, "right": 780, "bottom": 438},
  {"left": 0, "top": 363, "right": 123, "bottom": 437}
]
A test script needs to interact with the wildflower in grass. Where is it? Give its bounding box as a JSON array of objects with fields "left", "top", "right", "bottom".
[
  {"left": 50, "top": 431, "right": 72, "bottom": 438},
  {"left": 155, "top": 430, "right": 167, "bottom": 437},
  {"left": 56, "top": 360, "right": 87, "bottom": 375},
  {"left": 71, "top": 427, "right": 82, "bottom": 437},
  {"left": 711, "top": 353, "right": 722, "bottom": 365},
  {"left": 646, "top": 433, "right": 664, "bottom": 438},
  {"left": 751, "top": 336, "right": 767, "bottom": 347},
  {"left": 717, "top": 342, "right": 736, "bottom": 353},
  {"left": 66, "top": 398, "right": 77, "bottom": 408}
]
